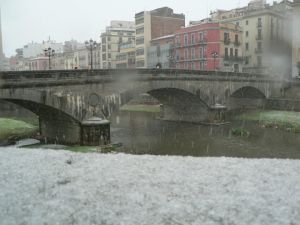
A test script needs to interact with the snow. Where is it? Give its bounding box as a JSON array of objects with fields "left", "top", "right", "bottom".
[{"left": 0, "top": 147, "right": 299, "bottom": 225}]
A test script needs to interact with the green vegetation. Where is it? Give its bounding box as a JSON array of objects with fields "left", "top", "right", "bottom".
[
  {"left": 0, "top": 118, "right": 38, "bottom": 141},
  {"left": 120, "top": 104, "right": 160, "bottom": 113},
  {"left": 231, "top": 128, "right": 250, "bottom": 137},
  {"left": 237, "top": 110, "right": 300, "bottom": 133}
]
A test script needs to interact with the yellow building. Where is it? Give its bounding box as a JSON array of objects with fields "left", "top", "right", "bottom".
[
  {"left": 116, "top": 43, "right": 136, "bottom": 69},
  {"left": 292, "top": 0, "right": 300, "bottom": 77},
  {"left": 210, "top": 0, "right": 293, "bottom": 76},
  {"left": 101, "top": 21, "right": 135, "bottom": 69}
]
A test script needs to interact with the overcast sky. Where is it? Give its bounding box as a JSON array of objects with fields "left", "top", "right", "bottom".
[{"left": 1, "top": 0, "right": 274, "bottom": 57}]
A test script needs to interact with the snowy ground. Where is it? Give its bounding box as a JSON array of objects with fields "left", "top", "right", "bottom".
[{"left": 0, "top": 147, "right": 300, "bottom": 225}]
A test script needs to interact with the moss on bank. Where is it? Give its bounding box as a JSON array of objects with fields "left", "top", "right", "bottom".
[
  {"left": 0, "top": 118, "right": 38, "bottom": 141},
  {"left": 237, "top": 111, "right": 300, "bottom": 133}
]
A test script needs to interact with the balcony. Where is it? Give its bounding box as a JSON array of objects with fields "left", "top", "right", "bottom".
[
  {"left": 257, "top": 22, "right": 263, "bottom": 28},
  {"left": 223, "top": 56, "right": 244, "bottom": 62},
  {"left": 224, "top": 38, "right": 231, "bottom": 45},
  {"left": 256, "top": 35, "right": 263, "bottom": 41},
  {"left": 198, "top": 38, "right": 208, "bottom": 45},
  {"left": 175, "top": 42, "right": 181, "bottom": 48},
  {"left": 234, "top": 41, "right": 241, "bottom": 46},
  {"left": 255, "top": 48, "right": 263, "bottom": 54}
]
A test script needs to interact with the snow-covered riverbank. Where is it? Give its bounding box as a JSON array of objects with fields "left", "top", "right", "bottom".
[{"left": 0, "top": 147, "right": 299, "bottom": 225}]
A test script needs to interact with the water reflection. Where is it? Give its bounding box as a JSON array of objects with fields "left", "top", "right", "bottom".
[{"left": 111, "top": 111, "right": 300, "bottom": 159}]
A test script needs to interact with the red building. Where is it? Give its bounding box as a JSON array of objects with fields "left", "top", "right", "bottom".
[{"left": 174, "top": 22, "right": 243, "bottom": 72}]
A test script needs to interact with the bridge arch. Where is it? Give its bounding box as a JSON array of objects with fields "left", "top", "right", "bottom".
[
  {"left": 227, "top": 86, "right": 267, "bottom": 111},
  {"left": 1, "top": 98, "right": 82, "bottom": 145}
]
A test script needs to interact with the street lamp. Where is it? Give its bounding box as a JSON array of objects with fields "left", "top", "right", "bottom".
[
  {"left": 44, "top": 47, "right": 55, "bottom": 70},
  {"left": 85, "top": 39, "right": 98, "bottom": 70},
  {"left": 211, "top": 51, "right": 218, "bottom": 71}
]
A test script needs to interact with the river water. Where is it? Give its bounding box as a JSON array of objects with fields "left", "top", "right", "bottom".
[{"left": 110, "top": 111, "right": 300, "bottom": 159}]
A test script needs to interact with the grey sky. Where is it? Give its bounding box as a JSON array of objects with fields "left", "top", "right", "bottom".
[{"left": 1, "top": 0, "right": 273, "bottom": 57}]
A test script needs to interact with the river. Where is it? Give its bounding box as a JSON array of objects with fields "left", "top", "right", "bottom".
[{"left": 110, "top": 111, "right": 300, "bottom": 159}]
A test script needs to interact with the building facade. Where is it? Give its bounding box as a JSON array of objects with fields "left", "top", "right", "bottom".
[
  {"left": 174, "top": 23, "right": 243, "bottom": 72},
  {"left": 29, "top": 57, "right": 49, "bottom": 70},
  {"left": 147, "top": 34, "right": 175, "bottom": 69},
  {"left": 209, "top": 0, "right": 293, "bottom": 75},
  {"left": 116, "top": 42, "right": 136, "bottom": 68},
  {"left": 135, "top": 7, "right": 185, "bottom": 68},
  {"left": 22, "top": 40, "right": 64, "bottom": 59},
  {"left": 101, "top": 21, "right": 135, "bottom": 69},
  {"left": 292, "top": 0, "right": 300, "bottom": 77}
]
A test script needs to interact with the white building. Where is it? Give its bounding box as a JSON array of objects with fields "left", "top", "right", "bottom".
[{"left": 22, "top": 40, "right": 64, "bottom": 58}]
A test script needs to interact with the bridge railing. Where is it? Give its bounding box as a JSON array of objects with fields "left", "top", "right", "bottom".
[{"left": 0, "top": 69, "right": 270, "bottom": 81}]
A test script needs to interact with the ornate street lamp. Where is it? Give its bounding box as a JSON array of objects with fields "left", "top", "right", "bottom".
[
  {"left": 85, "top": 39, "right": 98, "bottom": 70},
  {"left": 211, "top": 51, "right": 218, "bottom": 71},
  {"left": 44, "top": 47, "right": 55, "bottom": 70}
]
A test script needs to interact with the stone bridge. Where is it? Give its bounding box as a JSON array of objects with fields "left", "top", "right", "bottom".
[{"left": 0, "top": 69, "right": 299, "bottom": 145}]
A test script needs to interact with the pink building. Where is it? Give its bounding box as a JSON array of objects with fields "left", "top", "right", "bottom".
[
  {"left": 29, "top": 57, "right": 49, "bottom": 70},
  {"left": 174, "top": 23, "right": 243, "bottom": 72}
]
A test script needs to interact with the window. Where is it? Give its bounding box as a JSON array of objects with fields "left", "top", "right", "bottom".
[
  {"left": 246, "top": 31, "right": 249, "bottom": 37},
  {"left": 246, "top": 43, "right": 249, "bottom": 51},
  {"left": 230, "top": 48, "right": 233, "bottom": 57},
  {"left": 200, "top": 61, "right": 205, "bottom": 70},
  {"left": 235, "top": 49, "right": 238, "bottom": 58},
  {"left": 176, "top": 51, "right": 180, "bottom": 61},
  {"left": 184, "top": 34, "right": 188, "bottom": 46},
  {"left": 245, "top": 56, "right": 249, "bottom": 65},
  {"left": 235, "top": 35, "right": 239, "bottom": 43},
  {"left": 135, "top": 17, "right": 144, "bottom": 25},
  {"left": 200, "top": 47, "right": 204, "bottom": 59},
  {"left": 136, "top": 27, "right": 144, "bottom": 34},
  {"left": 199, "top": 32, "right": 204, "bottom": 41},
  {"left": 136, "top": 37, "right": 144, "bottom": 45},
  {"left": 257, "top": 56, "right": 262, "bottom": 66},
  {"left": 191, "top": 48, "right": 195, "bottom": 59},
  {"left": 191, "top": 62, "right": 195, "bottom": 70},
  {"left": 108, "top": 44, "right": 111, "bottom": 50},
  {"left": 136, "top": 48, "right": 144, "bottom": 56},
  {"left": 108, "top": 53, "right": 111, "bottom": 59},
  {"left": 191, "top": 33, "right": 195, "bottom": 44},
  {"left": 246, "top": 20, "right": 249, "bottom": 25},
  {"left": 102, "top": 54, "right": 106, "bottom": 60},
  {"left": 136, "top": 60, "right": 144, "bottom": 67},
  {"left": 225, "top": 48, "right": 229, "bottom": 58},
  {"left": 184, "top": 49, "right": 189, "bottom": 60}
]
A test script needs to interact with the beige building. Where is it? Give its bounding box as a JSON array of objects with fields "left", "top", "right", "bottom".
[
  {"left": 116, "top": 42, "right": 136, "bottom": 68},
  {"left": 135, "top": 7, "right": 185, "bottom": 68},
  {"left": 210, "top": 0, "right": 293, "bottom": 76},
  {"left": 73, "top": 45, "right": 101, "bottom": 70},
  {"left": 292, "top": 0, "right": 300, "bottom": 77},
  {"left": 101, "top": 21, "right": 135, "bottom": 69}
]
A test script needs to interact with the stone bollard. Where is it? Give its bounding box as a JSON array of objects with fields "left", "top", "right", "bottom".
[{"left": 81, "top": 117, "right": 110, "bottom": 146}]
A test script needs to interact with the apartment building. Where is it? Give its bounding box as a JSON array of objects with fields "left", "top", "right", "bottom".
[
  {"left": 116, "top": 42, "right": 136, "bottom": 69},
  {"left": 147, "top": 34, "right": 174, "bottom": 69},
  {"left": 210, "top": 0, "right": 293, "bottom": 75},
  {"left": 292, "top": 0, "right": 300, "bottom": 77},
  {"left": 174, "top": 23, "right": 243, "bottom": 72},
  {"left": 135, "top": 7, "right": 185, "bottom": 68},
  {"left": 101, "top": 21, "right": 135, "bottom": 69},
  {"left": 73, "top": 45, "right": 101, "bottom": 70}
]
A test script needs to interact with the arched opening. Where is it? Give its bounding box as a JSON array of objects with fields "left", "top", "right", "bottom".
[
  {"left": 228, "top": 86, "right": 266, "bottom": 111},
  {"left": 147, "top": 88, "right": 209, "bottom": 123},
  {"left": 1, "top": 99, "right": 81, "bottom": 145}
]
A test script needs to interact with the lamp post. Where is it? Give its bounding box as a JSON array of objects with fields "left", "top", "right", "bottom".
[
  {"left": 85, "top": 39, "right": 98, "bottom": 70},
  {"left": 44, "top": 47, "right": 55, "bottom": 70},
  {"left": 211, "top": 51, "right": 218, "bottom": 71}
]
